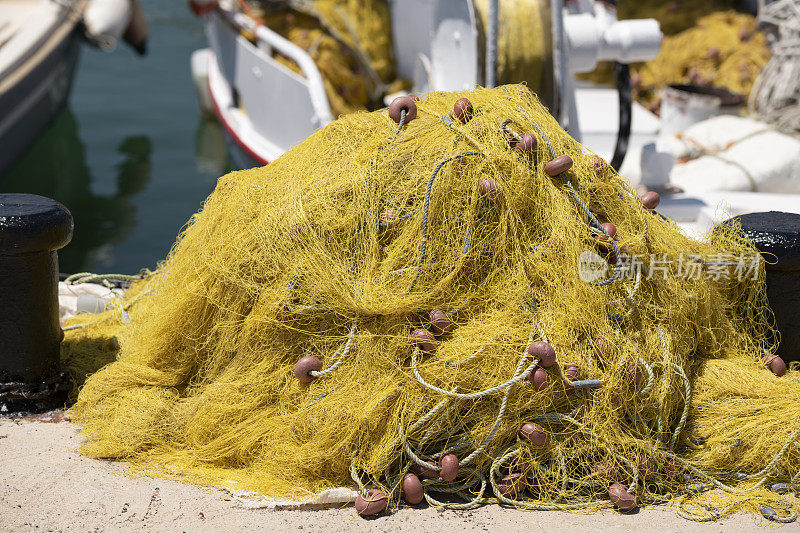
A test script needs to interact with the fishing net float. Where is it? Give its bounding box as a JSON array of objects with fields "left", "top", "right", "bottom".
[{"left": 65, "top": 85, "right": 799, "bottom": 522}]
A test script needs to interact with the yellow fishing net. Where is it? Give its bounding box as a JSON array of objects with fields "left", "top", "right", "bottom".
[
  {"left": 633, "top": 11, "right": 771, "bottom": 113},
  {"left": 66, "top": 86, "right": 800, "bottom": 522},
  {"left": 310, "top": 0, "right": 394, "bottom": 83}
]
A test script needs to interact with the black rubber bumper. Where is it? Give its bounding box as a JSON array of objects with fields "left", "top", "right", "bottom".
[{"left": 725, "top": 211, "right": 800, "bottom": 363}]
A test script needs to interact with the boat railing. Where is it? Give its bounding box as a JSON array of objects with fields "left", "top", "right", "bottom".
[{"left": 219, "top": 6, "right": 333, "bottom": 127}]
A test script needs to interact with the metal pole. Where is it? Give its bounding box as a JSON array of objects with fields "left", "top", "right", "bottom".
[
  {"left": 551, "top": 0, "right": 568, "bottom": 127},
  {"left": 486, "top": 0, "right": 498, "bottom": 87}
]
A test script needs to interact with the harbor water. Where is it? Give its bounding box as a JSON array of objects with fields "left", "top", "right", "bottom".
[{"left": 0, "top": 0, "right": 233, "bottom": 275}]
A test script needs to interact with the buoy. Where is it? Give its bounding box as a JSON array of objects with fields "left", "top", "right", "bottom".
[
  {"left": 564, "top": 365, "right": 581, "bottom": 382},
  {"left": 83, "top": 0, "right": 133, "bottom": 51},
  {"left": 402, "top": 473, "right": 424, "bottom": 504},
  {"left": 593, "top": 222, "right": 617, "bottom": 243},
  {"left": 454, "top": 98, "right": 474, "bottom": 123},
  {"left": 637, "top": 453, "right": 655, "bottom": 480},
  {"left": 592, "top": 337, "right": 614, "bottom": 363},
  {"left": 478, "top": 178, "right": 502, "bottom": 202},
  {"left": 407, "top": 313, "right": 423, "bottom": 328},
  {"left": 661, "top": 457, "right": 681, "bottom": 480},
  {"left": 332, "top": 183, "right": 354, "bottom": 200},
  {"left": 526, "top": 341, "right": 556, "bottom": 368},
  {"left": 123, "top": 0, "right": 149, "bottom": 55},
  {"left": 687, "top": 483, "right": 709, "bottom": 495},
  {"left": 762, "top": 506, "right": 778, "bottom": 521},
  {"left": 608, "top": 483, "right": 637, "bottom": 511},
  {"left": 519, "top": 422, "right": 548, "bottom": 446},
  {"left": 593, "top": 156, "right": 610, "bottom": 177},
  {"left": 770, "top": 482, "right": 789, "bottom": 494},
  {"left": 380, "top": 207, "right": 398, "bottom": 228},
  {"left": 528, "top": 367, "right": 550, "bottom": 390},
  {"left": 388, "top": 96, "right": 418, "bottom": 124},
  {"left": 411, "top": 461, "right": 439, "bottom": 479},
  {"left": 187, "top": 0, "right": 217, "bottom": 17},
  {"left": 429, "top": 309, "right": 452, "bottom": 335},
  {"left": 514, "top": 133, "right": 537, "bottom": 154},
  {"left": 592, "top": 461, "right": 619, "bottom": 480},
  {"left": 544, "top": 156, "right": 573, "bottom": 177},
  {"left": 457, "top": 253, "right": 476, "bottom": 276},
  {"left": 626, "top": 363, "right": 644, "bottom": 386},
  {"left": 411, "top": 329, "right": 437, "bottom": 352},
  {"left": 440, "top": 453, "right": 459, "bottom": 481},
  {"left": 294, "top": 355, "right": 322, "bottom": 383},
  {"left": 355, "top": 488, "right": 387, "bottom": 516},
  {"left": 496, "top": 473, "right": 526, "bottom": 498},
  {"left": 275, "top": 301, "right": 292, "bottom": 322},
  {"left": 0, "top": 194, "right": 73, "bottom": 409},
  {"left": 763, "top": 354, "right": 787, "bottom": 377},
  {"left": 640, "top": 191, "right": 661, "bottom": 209}
]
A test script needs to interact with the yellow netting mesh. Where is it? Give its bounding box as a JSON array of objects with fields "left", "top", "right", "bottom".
[
  {"left": 310, "top": 0, "right": 394, "bottom": 83},
  {"left": 66, "top": 86, "right": 799, "bottom": 521},
  {"left": 633, "top": 11, "right": 771, "bottom": 113}
]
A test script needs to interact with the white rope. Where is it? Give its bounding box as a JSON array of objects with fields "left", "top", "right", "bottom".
[{"left": 750, "top": 0, "right": 800, "bottom": 135}]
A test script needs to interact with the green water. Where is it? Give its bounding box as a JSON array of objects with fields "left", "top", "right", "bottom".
[{"left": 0, "top": 1, "right": 234, "bottom": 274}]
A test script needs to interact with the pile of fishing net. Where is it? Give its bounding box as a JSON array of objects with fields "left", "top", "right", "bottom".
[
  {"left": 65, "top": 86, "right": 800, "bottom": 522},
  {"left": 633, "top": 11, "right": 771, "bottom": 114}
]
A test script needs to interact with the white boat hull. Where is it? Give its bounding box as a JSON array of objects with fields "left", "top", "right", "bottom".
[{"left": 0, "top": 11, "right": 82, "bottom": 178}]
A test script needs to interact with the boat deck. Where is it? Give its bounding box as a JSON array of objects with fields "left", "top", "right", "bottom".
[{"left": 0, "top": 0, "right": 41, "bottom": 49}]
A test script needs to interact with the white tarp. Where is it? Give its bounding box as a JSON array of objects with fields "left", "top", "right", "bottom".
[{"left": 668, "top": 115, "right": 800, "bottom": 193}]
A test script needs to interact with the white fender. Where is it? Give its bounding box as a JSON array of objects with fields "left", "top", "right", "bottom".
[
  {"left": 83, "top": 0, "right": 133, "bottom": 51},
  {"left": 123, "top": 0, "right": 149, "bottom": 55}
]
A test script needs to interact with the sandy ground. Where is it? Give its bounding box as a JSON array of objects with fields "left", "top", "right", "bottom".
[{"left": 0, "top": 417, "right": 793, "bottom": 532}]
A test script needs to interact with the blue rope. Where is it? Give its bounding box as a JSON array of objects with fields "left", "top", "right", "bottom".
[{"left": 406, "top": 151, "right": 483, "bottom": 293}]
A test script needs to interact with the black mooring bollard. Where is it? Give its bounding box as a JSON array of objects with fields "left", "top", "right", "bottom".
[
  {"left": 0, "top": 194, "right": 73, "bottom": 409},
  {"left": 723, "top": 211, "right": 800, "bottom": 364}
]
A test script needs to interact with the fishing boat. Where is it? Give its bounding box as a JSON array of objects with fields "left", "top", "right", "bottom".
[
  {"left": 0, "top": 0, "right": 149, "bottom": 178},
  {"left": 187, "top": 0, "right": 663, "bottom": 172},
  {"left": 187, "top": 0, "right": 800, "bottom": 235}
]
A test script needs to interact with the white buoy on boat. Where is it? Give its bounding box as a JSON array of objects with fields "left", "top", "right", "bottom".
[
  {"left": 190, "top": 48, "right": 214, "bottom": 116},
  {"left": 83, "top": 0, "right": 134, "bottom": 52}
]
